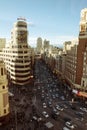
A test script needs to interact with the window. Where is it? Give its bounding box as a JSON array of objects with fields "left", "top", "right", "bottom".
[
  {"left": 2, "top": 86, "right": 5, "bottom": 89},
  {"left": 1, "top": 68, "right": 3, "bottom": 75},
  {"left": 83, "top": 81, "right": 84, "bottom": 87},
  {"left": 4, "top": 109, "right": 6, "bottom": 114}
]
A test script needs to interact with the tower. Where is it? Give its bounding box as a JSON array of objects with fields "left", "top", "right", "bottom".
[
  {"left": 36, "top": 37, "right": 42, "bottom": 54},
  {"left": 76, "top": 8, "right": 87, "bottom": 84},
  {"left": 2, "top": 18, "right": 31, "bottom": 86}
]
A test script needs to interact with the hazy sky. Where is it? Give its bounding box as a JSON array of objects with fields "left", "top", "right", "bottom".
[{"left": 0, "top": 0, "right": 87, "bottom": 47}]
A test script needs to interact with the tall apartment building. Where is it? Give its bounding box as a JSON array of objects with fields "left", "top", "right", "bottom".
[
  {"left": 43, "top": 39, "right": 49, "bottom": 51},
  {"left": 0, "top": 59, "right": 9, "bottom": 124},
  {"left": 0, "top": 38, "right": 6, "bottom": 52},
  {"left": 36, "top": 37, "right": 42, "bottom": 54},
  {"left": 81, "top": 46, "right": 87, "bottom": 90},
  {"left": 1, "top": 18, "right": 31, "bottom": 86},
  {"left": 76, "top": 8, "right": 87, "bottom": 85},
  {"left": 63, "top": 41, "right": 72, "bottom": 53},
  {"left": 65, "top": 44, "right": 77, "bottom": 86}
]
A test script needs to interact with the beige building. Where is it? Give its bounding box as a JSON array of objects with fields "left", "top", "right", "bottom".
[
  {"left": 36, "top": 37, "right": 43, "bottom": 54},
  {"left": 43, "top": 39, "right": 49, "bottom": 51},
  {"left": 0, "top": 38, "right": 6, "bottom": 52},
  {"left": 63, "top": 41, "right": 71, "bottom": 53},
  {"left": 65, "top": 43, "right": 77, "bottom": 87},
  {"left": 0, "top": 18, "right": 32, "bottom": 86},
  {"left": 0, "top": 59, "right": 9, "bottom": 124}
]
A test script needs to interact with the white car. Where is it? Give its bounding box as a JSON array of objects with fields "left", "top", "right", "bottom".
[
  {"left": 32, "top": 116, "right": 42, "bottom": 122},
  {"left": 42, "top": 111, "right": 49, "bottom": 118},
  {"left": 32, "top": 116, "right": 37, "bottom": 120},
  {"left": 65, "top": 121, "right": 74, "bottom": 129},
  {"left": 80, "top": 107, "right": 87, "bottom": 112},
  {"left": 43, "top": 103, "right": 47, "bottom": 108},
  {"left": 56, "top": 105, "right": 63, "bottom": 111}
]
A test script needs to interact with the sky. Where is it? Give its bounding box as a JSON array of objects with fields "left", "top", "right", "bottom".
[{"left": 0, "top": 0, "right": 87, "bottom": 47}]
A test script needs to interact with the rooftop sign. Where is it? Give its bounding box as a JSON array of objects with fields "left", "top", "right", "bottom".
[{"left": 17, "top": 17, "right": 26, "bottom": 21}]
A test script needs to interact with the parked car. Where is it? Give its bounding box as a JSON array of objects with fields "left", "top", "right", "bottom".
[{"left": 42, "top": 111, "right": 49, "bottom": 118}]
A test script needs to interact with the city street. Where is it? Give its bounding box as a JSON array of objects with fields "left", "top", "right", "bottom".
[
  {"left": 0, "top": 59, "right": 87, "bottom": 130},
  {"left": 32, "top": 59, "right": 87, "bottom": 130}
]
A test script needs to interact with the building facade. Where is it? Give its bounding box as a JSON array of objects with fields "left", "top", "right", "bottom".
[
  {"left": 81, "top": 46, "right": 87, "bottom": 90},
  {"left": 0, "top": 59, "right": 9, "bottom": 124},
  {"left": 76, "top": 8, "right": 87, "bottom": 85},
  {"left": 0, "top": 38, "right": 6, "bottom": 53},
  {"left": 36, "top": 37, "right": 43, "bottom": 54},
  {"left": 43, "top": 39, "right": 49, "bottom": 52},
  {"left": 1, "top": 18, "right": 32, "bottom": 86},
  {"left": 65, "top": 44, "right": 77, "bottom": 87}
]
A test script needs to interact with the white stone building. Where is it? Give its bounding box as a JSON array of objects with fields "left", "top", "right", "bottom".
[
  {"left": 0, "top": 59, "right": 9, "bottom": 124},
  {"left": 0, "top": 18, "right": 32, "bottom": 86}
]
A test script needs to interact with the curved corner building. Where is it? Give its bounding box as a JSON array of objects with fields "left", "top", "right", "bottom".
[
  {"left": 10, "top": 18, "right": 31, "bottom": 85},
  {"left": 0, "top": 59, "right": 9, "bottom": 124},
  {"left": 3, "top": 18, "right": 31, "bottom": 86}
]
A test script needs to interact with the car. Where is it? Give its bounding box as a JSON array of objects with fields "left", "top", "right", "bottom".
[
  {"left": 52, "top": 107, "right": 57, "bottom": 112},
  {"left": 56, "top": 105, "right": 64, "bottom": 111},
  {"left": 42, "top": 111, "right": 49, "bottom": 118},
  {"left": 55, "top": 93, "right": 59, "bottom": 98},
  {"left": 43, "top": 103, "right": 47, "bottom": 108},
  {"left": 52, "top": 95, "right": 55, "bottom": 99},
  {"left": 32, "top": 115, "right": 42, "bottom": 122},
  {"left": 41, "top": 96, "right": 45, "bottom": 101},
  {"left": 60, "top": 96, "right": 65, "bottom": 100},
  {"left": 51, "top": 110, "right": 60, "bottom": 120},
  {"left": 48, "top": 101, "right": 52, "bottom": 107},
  {"left": 63, "top": 104, "right": 68, "bottom": 109},
  {"left": 75, "top": 111, "right": 84, "bottom": 117},
  {"left": 37, "top": 117, "right": 42, "bottom": 122},
  {"left": 65, "top": 121, "right": 74, "bottom": 129},
  {"left": 32, "top": 116, "right": 37, "bottom": 121},
  {"left": 52, "top": 108, "right": 60, "bottom": 115},
  {"left": 80, "top": 107, "right": 87, "bottom": 112}
]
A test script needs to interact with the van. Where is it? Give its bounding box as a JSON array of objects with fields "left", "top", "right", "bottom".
[{"left": 63, "top": 127, "right": 70, "bottom": 130}]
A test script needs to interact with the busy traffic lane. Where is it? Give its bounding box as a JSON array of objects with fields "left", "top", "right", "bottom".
[{"left": 33, "top": 59, "right": 87, "bottom": 130}]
